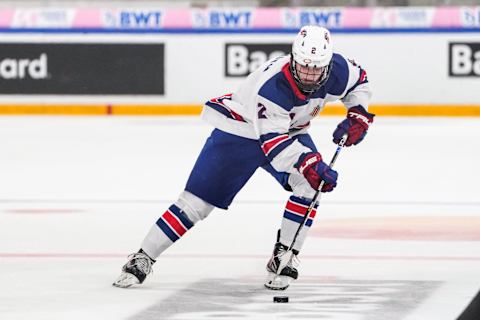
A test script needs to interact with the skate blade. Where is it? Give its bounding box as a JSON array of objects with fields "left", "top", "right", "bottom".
[
  {"left": 264, "top": 273, "right": 291, "bottom": 291},
  {"left": 112, "top": 272, "right": 140, "bottom": 288}
]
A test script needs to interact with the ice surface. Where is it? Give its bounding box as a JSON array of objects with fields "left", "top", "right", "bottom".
[{"left": 0, "top": 116, "right": 479, "bottom": 320}]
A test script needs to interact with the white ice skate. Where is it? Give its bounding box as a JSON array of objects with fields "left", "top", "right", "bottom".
[
  {"left": 264, "top": 242, "right": 299, "bottom": 290},
  {"left": 113, "top": 252, "right": 154, "bottom": 288}
]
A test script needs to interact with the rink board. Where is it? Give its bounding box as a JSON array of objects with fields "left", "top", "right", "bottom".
[{"left": 0, "top": 29, "right": 479, "bottom": 116}]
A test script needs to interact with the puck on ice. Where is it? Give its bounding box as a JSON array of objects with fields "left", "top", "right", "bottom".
[{"left": 273, "top": 296, "right": 289, "bottom": 303}]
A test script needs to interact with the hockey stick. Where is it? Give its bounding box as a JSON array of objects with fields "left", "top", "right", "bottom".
[{"left": 277, "top": 134, "right": 348, "bottom": 275}]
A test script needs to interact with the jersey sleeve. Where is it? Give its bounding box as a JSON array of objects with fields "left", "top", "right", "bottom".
[
  {"left": 253, "top": 79, "right": 311, "bottom": 173},
  {"left": 340, "top": 57, "right": 372, "bottom": 110}
]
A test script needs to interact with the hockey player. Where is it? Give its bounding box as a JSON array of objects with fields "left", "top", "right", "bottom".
[{"left": 113, "top": 25, "right": 374, "bottom": 290}]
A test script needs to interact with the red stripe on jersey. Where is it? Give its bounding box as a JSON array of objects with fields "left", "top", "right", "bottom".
[
  {"left": 210, "top": 93, "right": 232, "bottom": 103},
  {"left": 281, "top": 63, "right": 306, "bottom": 100},
  {"left": 261, "top": 134, "right": 290, "bottom": 156},
  {"left": 163, "top": 210, "right": 187, "bottom": 236},
  {"left": 286, "top": 200, "right": 317, "bottom": 218},
  {"left": 359, "top": 70, "right": 367, "bottom": 83},
  {"left": 209, "top": 93, "right": 245, "bottom": 122},
  {"left": 230, "top": 109, "right": 245, "bottom": 121}
]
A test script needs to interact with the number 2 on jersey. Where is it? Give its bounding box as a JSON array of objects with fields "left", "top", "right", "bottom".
[{"left": 257, "top": 103, "right": 267, "bottom": 119}]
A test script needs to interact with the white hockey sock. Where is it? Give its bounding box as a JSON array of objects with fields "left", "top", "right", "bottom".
[
  {"left": 141, "top": 203, "right": 194, "bottom": 259},
  {"left": 141, "top": 191, "right": 214, "bottom": 259},
  {"left": 279, "top": 195, "right": 318, "bottom": 252}
]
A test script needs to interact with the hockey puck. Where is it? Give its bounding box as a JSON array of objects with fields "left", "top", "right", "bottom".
[{"left": 273, "top": 296, "right": 289, "bottom": 303}]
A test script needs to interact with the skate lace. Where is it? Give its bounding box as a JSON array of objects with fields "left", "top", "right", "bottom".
[
  {"left": 128, "top": 253, "right": 153, "bottom": 275},
  {"left": 275, "top": 244, "right": 287, "bottom": 259},
  {"left": 275, "top": 245, "right": 300, "bottom": 269},
  {"left": 289, "top": 254, "right": 300, "bottom": 269}
]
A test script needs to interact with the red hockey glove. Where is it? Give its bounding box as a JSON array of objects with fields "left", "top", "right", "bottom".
[
  {"left": 333, "top": 106, "right": 375, "bottom": 146},
  {"left": 295, "top": 152, "right": 338, "bottom": 192}
]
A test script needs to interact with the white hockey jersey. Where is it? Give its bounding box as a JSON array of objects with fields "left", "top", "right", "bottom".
[{"left": 202, "top": 53, "right": 371, "bottom": 174}]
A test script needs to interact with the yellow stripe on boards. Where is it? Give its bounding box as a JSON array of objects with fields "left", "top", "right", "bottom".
[
  {"left": 320, "top": 105, "right": 480, "bottom": 117},
  {"left": 0, "top": 104, "right": 107, "bottom": 115},
  {"left": 369, "top": 105, "right": 480, "bottom": 117},
  {"left": 111, "top": 104, "right": 202, "bottom": 115},
  {"left": 0, "top": 104, "right": 479, "bottom": 116}
]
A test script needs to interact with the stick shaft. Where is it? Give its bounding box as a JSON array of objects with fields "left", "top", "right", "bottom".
[{"left": 287, "top": 135, "right": 347, "bottom": 252}]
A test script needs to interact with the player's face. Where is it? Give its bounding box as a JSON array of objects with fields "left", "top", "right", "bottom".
[{"left": 295, "top": 64, "right": 326, "bottom": 85}]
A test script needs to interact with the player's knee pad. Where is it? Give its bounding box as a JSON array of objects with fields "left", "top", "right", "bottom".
[
  {"left": 287, "top": 171, "right": 316, "bottom": 200},
  {"left": 175, "top": 190, "right": 214, "bottom": 224}
]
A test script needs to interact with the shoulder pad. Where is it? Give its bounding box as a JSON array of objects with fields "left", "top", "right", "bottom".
[
  {"left": 258, "top": 72, "right": 295, "bottom": 111},
  {"left": 324, "top": 53, "right": 349, "bottom": 96}
]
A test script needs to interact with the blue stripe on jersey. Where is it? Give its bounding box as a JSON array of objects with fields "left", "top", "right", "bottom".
[
  {"left": 156, "top": 218, "right": 180, "bottom": 242},
  {"left": 260, "top": 132, "right": 282, "bottom": 143},
  {"left": 311, "top": 53, "right": 349, "bottom": 99},
  {"left": 267, "top": 138, "right": 294, "bottom": 161},
  {"left": 168, "top": 205, "right": 194, "bottom": 229},
  {"left": 326, "top": 53, "right": 349, "bottom": 96},
  {"left": 258, "top": 73, "right": 296, "bottom": 112},
  {"left": 283, "top": 211, "right": 314, "bottom": 227},
  {"left": 205, "top": 101, "right": 236, "bottom": 120}
]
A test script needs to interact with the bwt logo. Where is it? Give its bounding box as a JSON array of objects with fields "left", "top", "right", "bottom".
[
  {"left": 119, "top": 11, "right": 162, "bottom": 28},
  {"left": 299, "top": 10, "right": 342, "bottom": 26},
  {"left": 0, "top": 53, "right": 48, "bottom": 79},
  {"left": 284, "top": 9, "right": 342, "bottom": 27},
  {"left": 225, "top": 43, "right": 290, "bottom": 77},
  {"left": 194, "top": 10, "right": 252, "bottom": 28},
  {"left": 449, "top": 43, "right": 480, "bottom": 77},
  {"left": 461, "top": 8, "right": 480, "bottom": 27},
  {"left": 210, "top": 11, "right": 251, "bottom": 27},
  {"left": 397, "top": 10, "right": 427, "bottom": 21}
]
